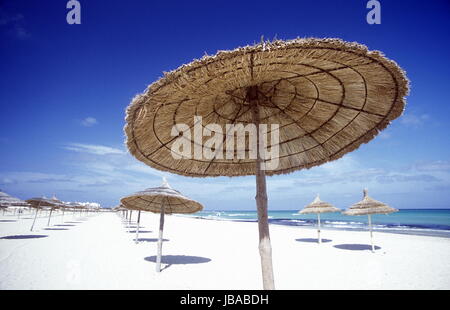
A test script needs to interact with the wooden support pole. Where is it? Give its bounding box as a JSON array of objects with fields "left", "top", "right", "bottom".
[
  {"left": 156, "top": 203, "right": 165, "bottom": 272},
  {"left": 30, "top": 201, "right": 42, "bottom": 231},
  {"left": 368, "top": 214, "right": 374, "bottom": 252},
  {"left": 317, "top": 213, "right": 321, "bottom": 244},
  {"left": 135, "top": 210, "right": 141, "bottom": 244},
  {"left": 249, "top": 85, "right": 275, "bottom": 290},
  {"left": 30, "top": 208, "right": 39, "bottom": 231},
  {"left": 47, "top": 208, "right": 53, "bottom": 226}
]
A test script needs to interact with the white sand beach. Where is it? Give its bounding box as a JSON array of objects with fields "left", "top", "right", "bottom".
[{"left": 0, "top": 211, "right": 449, "bottom": 290}]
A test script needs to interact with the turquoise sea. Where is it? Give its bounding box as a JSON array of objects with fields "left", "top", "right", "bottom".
[{"left": 181, "top": 209, "right": 450, "bottom": 238}]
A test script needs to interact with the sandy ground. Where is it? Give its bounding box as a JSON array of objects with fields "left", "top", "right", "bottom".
[{"left": 0, "top": 210, "right": 449, "bottom": 290}]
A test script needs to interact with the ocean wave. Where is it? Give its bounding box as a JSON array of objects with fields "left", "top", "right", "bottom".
[
  {"left": 227, "top": 213, "right": 251, "bottom": 217},
  {"left": 180, "top": 210, "right": 450, "bottom": 238}
]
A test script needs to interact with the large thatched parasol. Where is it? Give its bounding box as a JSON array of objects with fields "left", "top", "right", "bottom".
[
  {"left": 299, "top": 194, "right": 340, "bottom": 243},
  {"left": 343, "top": 189, "right": 398, "bottom": 252},
  {"left": 124, "top": 38, "right": 409, "bottom": 289},
  {"left": 26, "top": 196, "right": 64, "bottom": 231},
  {"left": 120, "top": 178, "right": 203, "bottom": 272}
]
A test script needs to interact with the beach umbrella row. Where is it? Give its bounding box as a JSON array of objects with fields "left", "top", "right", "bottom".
[
  {"left": 299, "top": 189, "right": 398, "bottom": 252},
  {"left": 24, "top": 196, "right": 101, "bottom": 231}
]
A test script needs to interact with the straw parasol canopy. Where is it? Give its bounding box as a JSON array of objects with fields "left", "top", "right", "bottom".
[
  {"left": 26, "top": 196, "right": 65, "bottom": 231},
  {"left": 26, "top": 196, "right": 64, "bottom": 209},
  {"left": 300, "top": 194, "right": 340, "bottom": 214},
  {"left": 121, "top": 179, "right": 203, "bottom": 215},
  {"left": 121, "top": 178, "right": 203, "bottom": 270},
  {"left": 299, "top": 194, "right": 340, "bottom": 244},
  {"left": 0, "top": 189, "right": 30, "bottom": 207},
  {"left": 343, "top": 189, "right": 398, "bottom": 252},
  {"left": 0, "top": 190, "right": 30, "bottom": 217},
  {"left": 124, "top": 37, "right": 409, "bottom": 289},
  {"left": 125, "top": 38, "right": 408, "bottom": 177},
  {"left": 343, "top": 189, "right": 398, "bottom": 216}
]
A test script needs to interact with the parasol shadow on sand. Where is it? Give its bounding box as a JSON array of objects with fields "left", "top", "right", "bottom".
[
  {"left": 296, "top": 238, "right": 332, "bottom": 243},
  {"left": 342, "top": 189, "right": 398, "bottom": 252},
  {"left": 137, "top": 238, "right": 169, "bottom": 243},
  {"left": 1, "top": 235, "right": 48, "bottom": 240},
  {"left": 124, "top": 38, "right": 409, "bottom": 289},
  {"left": 144, "top": 255, "right": 211, "bottom": 271},
  {"left": 121, "top": 178, "right": 203, "bottom": 272},
  {"left": 334, "top": 244, "right": 381, "bottom": 251},
  {"left": 298, "top": 194, "right": 340, "bottom": 244},
  {"left": 127, "top": 230, "right": 152, "bottom": 234}
]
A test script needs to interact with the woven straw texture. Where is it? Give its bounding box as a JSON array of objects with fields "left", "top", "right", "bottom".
[
  {"left": 120, "top": 182, "right": 203, "bottom": 214},
  {"left": 299, "top": 194, "right": 340, "bottom": 214},
  {"left": 0, "top": 190, "right": 29, "bottom": 207},
  {"left": 125, "top": 38, "right": 409, "bottom": 177},
  {"left": 343, "top": 189, "right": 398, "bottom": 216},
  {"left": 26, "top": 197, "right": 64, "bottom": 209}
]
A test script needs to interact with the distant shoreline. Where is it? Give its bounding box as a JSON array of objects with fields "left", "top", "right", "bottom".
[{"left": 178, "top": 209, "right": 450, "bottom": 239}]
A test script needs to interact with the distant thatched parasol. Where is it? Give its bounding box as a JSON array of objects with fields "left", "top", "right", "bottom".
[
  {"left": 0, "top": 189, "right": 29, "bottom": 210},
  {"left": 0, "top": 190, "right": 30, "bottom": 217},
  {"left": 299, "top": 194, "right": 340, "bottom": 243},
  {"left": 26, "top": 196, "right": 65, "bottom": 231},
  {"left": 343, "top": 189, "right": 398, "bottom": 252},
  {"left": 124, "top": 38, "right": 409, "bottom": 289},
  {"left": 120, "top": 202, "right": 142, "bottom": 242},
  {"left": 0, "top": 190, "right": 29, "bottom": 207},
  {"left": 120, "top": 178, "right": 203, "bottom": 272}
]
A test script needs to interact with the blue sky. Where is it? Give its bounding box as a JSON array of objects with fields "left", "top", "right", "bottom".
[{"left": 0, "top": 0, "right": 449, "bottom": 210}]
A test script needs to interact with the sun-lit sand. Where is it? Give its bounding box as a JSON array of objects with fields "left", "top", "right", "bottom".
[{"left": 0, "top": 210, "right": 449, "bottom": 290}]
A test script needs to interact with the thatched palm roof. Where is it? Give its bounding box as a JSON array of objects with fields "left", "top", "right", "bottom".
[
  {"left": 124, "top": 38, "right": 409, "bottom": 177},
  {"left": 343, "top": 189, "right": 398, "bottom": 216},
  {"left": 0, "top": 190, "right": 29, "bottom": 207},
  {"left": 299, "top": 194, "right": 340, "bottom": 214},
  {"left": 120, "top": 179, "right": 203, "bottom": 214},
  {"left": 26, "top": 196, "right": 65, "bottom": 209}
]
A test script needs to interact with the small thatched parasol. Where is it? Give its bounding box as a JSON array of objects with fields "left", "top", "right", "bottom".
[
  {"left": 120, "top": 178, "right": 203, "bottom": 272},
  {"left": 124, "top": 38, "right": 409, "bottom": 289},
  {"left": 26, "top": 196, "right": 65, "bottom": 231},
  {"left": 343, "top": 189, "right": 398, "bottom": 252},
  {"left": 0, "top": 190, "right": 30, "bottom": 216},
  {"left": 299, "top": 194, "right": 340, "bottom": 243}
]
